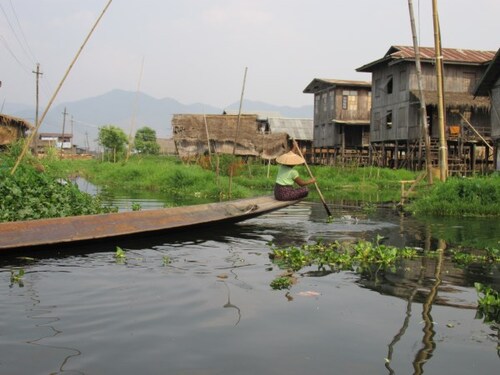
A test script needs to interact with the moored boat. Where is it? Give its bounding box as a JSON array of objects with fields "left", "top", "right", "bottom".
[{"left": 0, "top": 196, "right": 300, "bottom": 252}]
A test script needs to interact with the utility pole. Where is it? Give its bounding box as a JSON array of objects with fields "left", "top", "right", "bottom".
[
  {"left": 408, "top": 0, "right": 433, "bottom": 184},
  {"left": 432, "top": 0, "right": 448, "bottom": 181},
  {"left": 32, "top": 63, "right": 43, "bottom": 155},
  {"left": 85, "top": 131, "right": 90, "bottom": 153},
  {"left": 60, "top": 107, "right": 68, "bottom": 155},
  {"left": 71, "top": 115, "right": 74, "bottom": 151}
]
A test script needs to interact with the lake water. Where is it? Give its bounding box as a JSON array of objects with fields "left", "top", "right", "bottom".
[{"left": 1, "top": 196, "right": 499, "bottom": 374}]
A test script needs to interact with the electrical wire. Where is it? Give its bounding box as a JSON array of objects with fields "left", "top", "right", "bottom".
[
  {"left": 8, "top": 0, "right": 37, "bottom": 62},
  {"left": 0, "top": 34, "right": 31, "bottom": 73},
  {"left": 0, "top": 2, "right": 34, "bottom": 66}
]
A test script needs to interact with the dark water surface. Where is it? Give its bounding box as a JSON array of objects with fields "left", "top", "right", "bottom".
[{"left": 1, "top": 201, "right": 499, "bottom": 375}]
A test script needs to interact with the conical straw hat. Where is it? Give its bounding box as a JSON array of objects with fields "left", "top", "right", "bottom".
[{"left": 276, "top": 151, "right": 305, "bottom": 166}]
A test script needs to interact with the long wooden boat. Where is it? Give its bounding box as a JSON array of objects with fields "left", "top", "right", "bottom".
[{"left": 0, "top": 196, "right": 300, "bottom": 252}]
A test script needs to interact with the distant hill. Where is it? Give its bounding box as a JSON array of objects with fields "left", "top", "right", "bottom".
[{"left": 2, "top": 89, "right": 313, "bottom": 150}]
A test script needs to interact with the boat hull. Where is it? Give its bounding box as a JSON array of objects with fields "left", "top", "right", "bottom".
[{"left": 0, "top": 196, "right": 300, "bottom": 252}]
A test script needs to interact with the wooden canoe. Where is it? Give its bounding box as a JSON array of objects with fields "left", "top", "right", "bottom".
[{"left": 0, "top": 196, "right": 300, "bottom": 252}]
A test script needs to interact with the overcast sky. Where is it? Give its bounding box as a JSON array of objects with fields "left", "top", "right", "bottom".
[{"left": 1, "top": 0, "right": 499, "bottom": 110}]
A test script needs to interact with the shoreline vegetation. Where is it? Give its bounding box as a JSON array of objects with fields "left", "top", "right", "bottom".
[{"left": 1, "top": 145, "right": 499, "bottom": 223}]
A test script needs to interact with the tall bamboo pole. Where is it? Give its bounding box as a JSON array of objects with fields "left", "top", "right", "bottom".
[
  {"left": 229, "top": 67, "right": 248, "bottom": 198},
  {"left": 408, "top": 0, "right": 433, "bottom": 184},
  {"left": 432, "top": 0, "right": 448, "bottom": 181},
  {"left": 10, "top": 0, "right": 113, "bottom": 174},
  {"left": 232, "top": 66, "right": 248, "bottom": 156}
]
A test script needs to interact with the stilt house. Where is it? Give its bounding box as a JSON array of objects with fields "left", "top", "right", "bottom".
[
  {"left": 475, "top": 48, "right": 500, "bottom": 170},
  {"left": 356, "top": 46, "right": 496, "bottom": 173},
  {"left": 303, "top": 79, "right": 371, "bottom": 165}
]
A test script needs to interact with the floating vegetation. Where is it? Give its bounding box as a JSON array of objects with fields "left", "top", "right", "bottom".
[
  {"left": 10, "top": 268, "right": 25, "bottom": 287},
  {"left": 451, "top": 247, "right": 500, "bottom": 267},
  {"left": 270, "top": 276, "right": 294, "bottom": 290},
  {"left": 131, "top": 202, "right": 142, "bottom": 211},
  {"left": 115, "top": 246, "right": 127, "bottom": 263},
  {"left": 475, "top": 283, "right": 500, "bottom": 323},
  {"left": 269, "top": 236, "right": 500, "bottom": 312},
  {"left": 268, "top": 236, "right": 418, "bottom": 290}
]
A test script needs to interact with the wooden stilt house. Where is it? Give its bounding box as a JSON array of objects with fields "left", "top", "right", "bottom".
[
  {"left": 475, "top": 48, "right": 500, "bottom": 171},
  {"left": 356, "top": 46, "right": 496, "bottom": 174},
  {"left": 303, "top": 79, "right": 372, "bottom": 165}
]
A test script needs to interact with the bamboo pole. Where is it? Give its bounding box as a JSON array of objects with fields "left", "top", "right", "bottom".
[
  {"left": 293, "top": 139, "right": 332, "bottom": 217},
  {"left": 456, "top": 112, "right": 493, "bottom": 151},
  {"left": 203, "top": 113, "right": 213, "bottom": 167},
  {"left": 408, "top": 0, "right": 433, "bottom": 185},
  {"left": 232, "top": 67, "right": 248, "bottom": 156},
  {"left": 229, "top": 67, "right": 248, "bottom": 199},
  {"left": 10, "top": 0, "right": 113, "bottom": 175},
  {"left": 432, "top": 0, "right": 448, "bottom": 181}
]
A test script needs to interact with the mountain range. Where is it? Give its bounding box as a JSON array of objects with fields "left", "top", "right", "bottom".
[{"left": 2, "top": 89, "right": 313, "bottom": 150}]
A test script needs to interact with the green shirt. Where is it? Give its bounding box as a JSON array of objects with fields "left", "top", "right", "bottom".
[{"left": 276, "top": 165, "right": 299, "bottom": 186}]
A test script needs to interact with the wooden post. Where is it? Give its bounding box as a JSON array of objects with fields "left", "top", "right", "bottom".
[
  {"left": 32, "top": 63, "right": 42, "bottom": 155},
  {"left": 432, "top": 0, "right": 448, "bottom": 181},
  {"left": 408, "top": 0, "right": 433, "bottom": 183}
]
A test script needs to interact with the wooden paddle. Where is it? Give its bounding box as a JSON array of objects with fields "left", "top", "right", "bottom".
[{"left": 292, "top": 139, "right": 332, "bottom": 217}]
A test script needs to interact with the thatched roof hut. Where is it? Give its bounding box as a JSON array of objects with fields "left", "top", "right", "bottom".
[
  {"left": 172, "top": 114, "right": 288, "bottom": 159},
  {"left": 0, "top": 114, "right": 33, "bottom": 146}
]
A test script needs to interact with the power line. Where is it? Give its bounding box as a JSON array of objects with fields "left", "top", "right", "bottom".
[
  {"left": 0, "top": 2, "right": 34, "bottom": 65},
  {"left": 0, "top": 34, "right": 31, "bottom": 73},
  {"left": 8, "top": 0, "right": 37, "bottom": 62}
]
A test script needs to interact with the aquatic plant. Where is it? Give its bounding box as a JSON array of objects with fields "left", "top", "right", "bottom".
[
  {"left": 450, "top": 247, "right": 500, "bottom": 267},
  {"left": 131, "top": 202, "right": 142, "bottom": 211},
  {"left": 0, "top": 145, "right": 114, "bottom": 222},
  {"left": 10, "top": 268, "right": 25, "bottom": 287},
  {"left": 270, "top": 276, "right": 294, "bottom": 290},
  {"left": 269, "top": 237, "right": 419, "bottom": 289},
  {"left": 115, "top": 246, "right": 127, "bottom": 262},
  {"left": 475, "top": 283, "right": 500, "bottom": 323}
]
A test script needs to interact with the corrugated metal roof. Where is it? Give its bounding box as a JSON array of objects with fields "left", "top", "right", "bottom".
[
  {"left": 391, "top": 45, "right": 496, "bottom": 63},
  {"left": 268, "top": 118, "right": 313, "bottom": 141},
  {"left": 357, "top": 45, "right": 496, "bottom": 72},
  {"left": 303, "top": 78, "right": 371, "bottom": 93}
]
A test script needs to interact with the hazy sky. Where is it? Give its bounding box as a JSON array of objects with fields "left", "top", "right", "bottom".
[{"left": 1, "top": 0, "right": 499, "bottom": 110}]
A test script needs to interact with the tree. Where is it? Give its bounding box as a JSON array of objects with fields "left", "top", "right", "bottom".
[
  {"left": 134, "top": 126, "right": 160, "bottom": 155},
  {"left": 97, "top": 125, "right": 128, "bottom": 162}
]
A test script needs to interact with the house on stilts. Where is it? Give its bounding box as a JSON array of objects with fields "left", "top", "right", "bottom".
[
  {"left": 303, "top": 79, "right": 372, "bottom": 166},
  {"left": 356, "top": 45, "right": 496, "bottom": 174},
  {"left": 474, "top": 48, "right": 500, "bottom": 171}
]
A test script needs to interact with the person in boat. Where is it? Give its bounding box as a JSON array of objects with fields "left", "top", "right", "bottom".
[{"left": 274, "top": 146, "right": 316, "bottom": 201}]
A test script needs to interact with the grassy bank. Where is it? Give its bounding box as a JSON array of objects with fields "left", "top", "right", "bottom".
[
  {"left": 46, "top": 155, "right": 417, "bottom": 203},
  {"left": 407, "top": 174, "right": 500, "bottom": 216}
]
